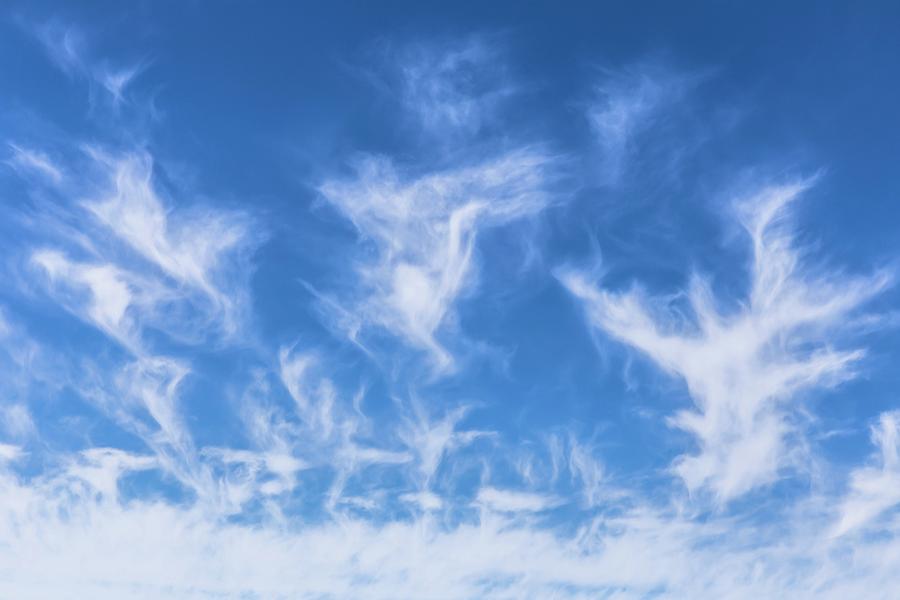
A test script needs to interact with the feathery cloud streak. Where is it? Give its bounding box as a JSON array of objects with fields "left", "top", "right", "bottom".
[{"left": 561, "top": 181, "right": 888, "bottom": 502}]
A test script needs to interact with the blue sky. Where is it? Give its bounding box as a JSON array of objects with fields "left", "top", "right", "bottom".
[{"left": 2, "top": 2, "right": 900, "bottom": 598}]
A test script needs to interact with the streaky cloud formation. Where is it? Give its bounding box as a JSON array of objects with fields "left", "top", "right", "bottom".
[
  {"left": 319, "top": 148, "right": 560, "bottom": 371},
  {"left": 84, "top": 150, "right": 254, "bottom": 338},
  {"left": 29, "top": 148, "right": 256, "bottom": 348},
  {"left": 32, "top": 250, "right": 138, "bottom": 344},
  {"left": 395, "top": 36, "right": 513, "bottom": 138},
  {"left": 6, "top": 143, "right": 64, "bottom": 184},
  {"left": 833, "top": 410, "right": 900, "bottom": 537},
  {"left": 31, "top": 20, "right": 144, "bottom": 108},
  {"left": 587, "top": 64, "right": 696, "bottom": 185},
  {"left": 560, "top": 180, "right": 889, "bottom": 502}
]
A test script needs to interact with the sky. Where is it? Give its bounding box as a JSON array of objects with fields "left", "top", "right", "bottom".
[{"left": 1, "top": 1, "right": 900, "bottom": 598}]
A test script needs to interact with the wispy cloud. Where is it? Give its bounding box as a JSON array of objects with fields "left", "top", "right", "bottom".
[
  {"left": 83, "top": 150, "right": 254, "bottom": 338},
  {"left": 32, "top": 21, "right": 145, "bottom": 108},
  {"left": 560, "top": 179, "right": 889, "bottom": 503},
  {"left": 394, "top": 37, "right": 514, "bottom": 139},
  {"left": 587, "top": 65, "right": 697, "bottom": 185},
  {"left": 319, "top": 149, "right": 559, "bottom": 371},
  {"left": 833, "top": 411, "right": 900, "bottom": 536},
  {"left": 33, "top": 21, "right": 86, "bottom": 77},
  {"left": 28, "top": 148, "right": 257, "bottom": 348},
  {"left": 476, "top": 486, "right": 562, "bottom": 513},
  {"left": 31, "top": 249, "right": 149, "bottom": 349},
  {"left": 5, "top": 143, "right": 64, "bottom": 184},
  {"left": 399, "top": 402, "right": 491, "bottom": 488},
  {"left": 0, "top": 403, "right": 35, "bottom": 440}
]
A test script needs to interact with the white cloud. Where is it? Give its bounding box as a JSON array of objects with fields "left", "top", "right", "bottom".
[
  {"left": 476, "top": 486, "right": 561, "bottom": 513},
  {"left": 278, "top": 346, "right": 319, "bottom": 415},
  {"left": 399, "top": 403, "right": 491, "bottom": 487},
  {"left": 400, "top": 490, "right": 444, "bottom": 511},
  {"left": 1, "top": 404, "right": 35, "bottom": 440},
  {"left": 64, "top": 448, "right": 156, "bottom": 502},
  {"left": 319, "top": 148, "right": 558, "bottom": 370},
  {"left": 316, "top": 39, "right": 561, "bottom": 372},
  {"left": 395, "top": 37, "right": 513, "bottom": 138},
  {"left": 268, "top": 347, "right": 418, "bottom": 509},
  {"left": 33, "top": 21, "right": 86, "bottom": 78},
  {"left": 0, "top": 464, "right": 899, "bottom": 599},
  {"left": 32, "top": 21, "right": 143, "bottom": 106},
  {"left": 833, "top": 411, "right": 900, "bottom": 537},
  {"left": 6, "top": 143, "right": 64, "bottom": 184},
  {"left": 31, "top": 249, "right": 142, "bottom": 348},
  {"left": 587, "top": 66, "right": 694, "bottom": 185},
  {"left": 202, "top": 446, "right": 308, "bottom": 501},
  {"left": 84, "top": 150, "right": 253, "bottom": 337},
  {"left": 560, "top": 180, "right": 888, "bottom": 503},
  {"left": 114, "top": 356, "right": 191, "bottom": 452},
  {"left": 0, "top": 444, "right": 23, "bottom": 462},
  {"left": 568, "top": 437, "right": 606, "bottom": 508},
  {"left": 28, "top": 148, "right": 256, "bottom": 349},
  {"left": 98, "top": 63, "right": 144, "bottom": 107}
]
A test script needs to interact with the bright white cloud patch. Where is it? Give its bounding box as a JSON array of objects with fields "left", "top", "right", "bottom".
[
  {"left": 319, "top": 149, "right": 558, "bottom": 370},
  {"left": 561, "top": 181, "right": 888, "bottom": 502},
  {"left": 32, "top": 249, "right": 143, "bottom": 347},
  {"left": 1, "top": 456, "right": 900, "bottom": 599},
  {"left": 476, "top": 486, "right": 561, "bottom": 513},
  {"left": 27, "top": 148, "right": 255, "bottom": 350},
  {"left": 833, "top": 411, "right": 900, "bottom": 537},
  {"left": 84, "top": 151, "right": 252, "bottom": 337}
]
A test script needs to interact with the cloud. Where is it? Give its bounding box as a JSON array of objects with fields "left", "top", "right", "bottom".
[
  {"left": 31, "top": 21, "right": 144, "bottom": 107},
  {"left": 476, "top": 486, "right": 562, "bottom": 513},
  {"left": 28, "top": 148, "right": 256, "bottom": 350},
  {"left": 5, "top": 143, "right": 64, "bottom": 184},
  {"left": 83, "top": 150, "right": 253, "bottom": 338},
  {"left": 242, "top": 347, "right": 415, "bottom": 511},
  {"left": 568, "top": 437, "right": 606, "bottom": 508},
  {"left": 74, "top": 355, "right": 231, "bottom": 511},
  {"left": 202, "top": 446, "right": 308, "bottom": 501},
  {"left": 399, "top": 490, "right": 444, "bottom": 511},
  {"left": 319, "top": 148, "right": 559, "bottom": 370},
  {"left": 394, "top": 37, "right": 514, "bottom": 139},
  {"left": 0, "top": 443, "right": 24, "bottom": 463},
  {"left": 98, "top": 64, "right": 144, "bottom": 107},
  {"left": 832, "top": 411, "right": 900, "bottom": 537},
  {"left": 31, "top": 249, "right": 145, "bottom": 348},
  {"left": 114, "top": 356, "right": 192, "bottom": 452},
  {"left": 560, "top": 179, "right": 889, "bottom": 503},
  {"left": 278, "top": 346, "right": 320, "bottom": 417},
  {"left": 33, "top": 21, "right": 86, "bottom": 77},
  {"left": 1, "top": 459, "right": 900, "bottom": 599},
  {"left": 64, "top": 447, "right": 157, "bottom": 502},
  {"left": 1, "top": 404, "right": 36, "bottom": 440},
  {"left": 587, "top": 65, "right": 696, "bottom": 185},
  {"left": 398, "top": 403, "right": 492, "bottom": 488}
]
